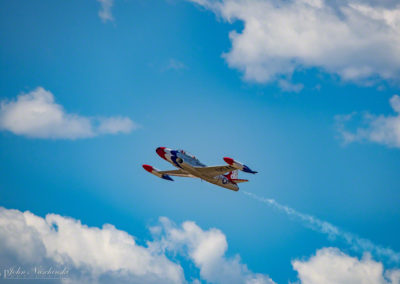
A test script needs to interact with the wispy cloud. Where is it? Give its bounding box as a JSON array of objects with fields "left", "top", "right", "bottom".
[
  {"left": 278, "top": 80, "right": 304, "bottom": 93},
  {"left": 243, "top": 191, "right": 400, "bottom": 264},
  {"left": 164, "top": 59, "right": 187, "bottom": 71},
  {"left": 335, "top": 95, "right": 400, "bottom": 148},
  {"left": 97, "top": 0, "right": 114, "bottom": 23},
  {"left": 0, "top": 87, "right": 137, "bottom": 139}
]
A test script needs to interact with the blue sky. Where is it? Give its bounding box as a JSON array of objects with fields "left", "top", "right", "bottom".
[{"left": 1, "top": 0, "right": 400, "bottom": 283}]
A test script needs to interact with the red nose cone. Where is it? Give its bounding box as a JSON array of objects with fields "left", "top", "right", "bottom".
[
  {"left": 143, "top": 164, "right": 153, "bottom": 173},
  {"left": 223, "top": 157, "right": 234, "bottom": 165},
  {"left": 156, "top": 147, "right": 167, "bottom": 160}
]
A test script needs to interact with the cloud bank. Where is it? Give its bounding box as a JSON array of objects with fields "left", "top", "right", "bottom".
[
  {"left": 336, "top": 95, "right": 400, "bottom": 148},
  {"left": 189, "top": 0, "right": 400, "bottom": 86},
  {"left": 1, "top": 206, "right": 399, "bottom": 283},
  {"left": 0, "top": 207, "right": 273, "bottom": 284},
  {"left": 0, "top": 87, "right": 136, "bottom": 139},
  {"left": 243, "top": 191, "right": 400, "bottom": 264},
  {"left": 0, "top": 206, "right": 399, "bottom": 283}
]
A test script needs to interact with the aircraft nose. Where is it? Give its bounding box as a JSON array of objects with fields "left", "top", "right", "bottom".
[{"left": 156, "top": 147, "right": 167, "bottom": 160}]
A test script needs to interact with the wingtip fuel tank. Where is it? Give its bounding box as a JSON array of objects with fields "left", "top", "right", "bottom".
[
  {"left": 142, "top": 164, "right": 174, "bottom": 181},
  {"left": 223, "top": 157, "right": 258, "bottom": 174}
]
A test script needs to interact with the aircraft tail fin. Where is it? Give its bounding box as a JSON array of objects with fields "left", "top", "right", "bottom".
[
  {"left": 225, "top": 170, "right": 238, "bottom": 180},
  {"left": 224, "top": 170, "right": 248, "bottom": 183}
]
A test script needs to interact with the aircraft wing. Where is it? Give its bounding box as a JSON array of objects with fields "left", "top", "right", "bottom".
[
  {"left": 194, "top": 165, "right": 237, "bottom": 177},
  {"left": 158, "top": 169, "right": 196, "bottom": 178}
]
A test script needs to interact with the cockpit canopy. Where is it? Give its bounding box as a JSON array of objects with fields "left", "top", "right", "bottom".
[
  {"left": 178, "top": 149, "right": 196, "bottom": 159},
  {"left": 177, "top": 149, "right": 205, "bottom": 166}
]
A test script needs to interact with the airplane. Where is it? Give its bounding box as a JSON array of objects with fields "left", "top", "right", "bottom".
[{"left": 142, "top": 147, "right": 257, "bottom": 191}]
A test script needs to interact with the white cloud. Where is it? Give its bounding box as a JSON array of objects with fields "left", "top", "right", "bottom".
[
  {"left": 97, "top": 117, "right": 134, "bottom": 134},
  {"left": 97, "top": 0, "right": 114, "bottom": 23},
  {"left": 0, "top": 207, "right": 273, "bottom": 284},
  {"left": 1, "top": 205, "right": 398, "bottom": 284},
  {"left": 188, "top": 0, "right": 400, "bottom": 87},
  {"left": 0, "top": 87, "right": 137, "bottom": 139},
  {"left": 278, "top": 80, "right": 304, "bottom": 93},
  {"left": 293, "top": 247, "right": 400, "bottom": 284},
  {"left": 0, "top": 207, "right": 184, "bottom": 284},
  {"left": 335, "top": 95, "right": 400, "bottom": 148},
  {"left": 149, "top": 217, "right": 275, "bottom": 284},
  {"left": 165, "top": 59, "right": 187, "bottom": 71}
]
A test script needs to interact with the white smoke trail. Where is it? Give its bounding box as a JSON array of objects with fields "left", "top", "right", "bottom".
[{"left": 243, "top": 191, "right": 400, "bottom": 263}]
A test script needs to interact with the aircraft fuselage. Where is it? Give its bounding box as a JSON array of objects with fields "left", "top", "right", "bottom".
[{"left": 156, "top": 147, "right": 240, "bottom": 191}]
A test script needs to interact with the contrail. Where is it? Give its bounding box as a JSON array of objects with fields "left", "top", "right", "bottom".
[{"left": 243, "top": 191, "right": 400, "bottom": 263}]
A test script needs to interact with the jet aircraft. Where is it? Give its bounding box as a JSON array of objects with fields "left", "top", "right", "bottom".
[{"left": 142, "top": 147, "right": 257, "bottom": 191}]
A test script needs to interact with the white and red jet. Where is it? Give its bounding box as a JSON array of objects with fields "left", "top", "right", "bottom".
[{"left": 142, "top": 147, "right": 257, "bottom": 191}]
